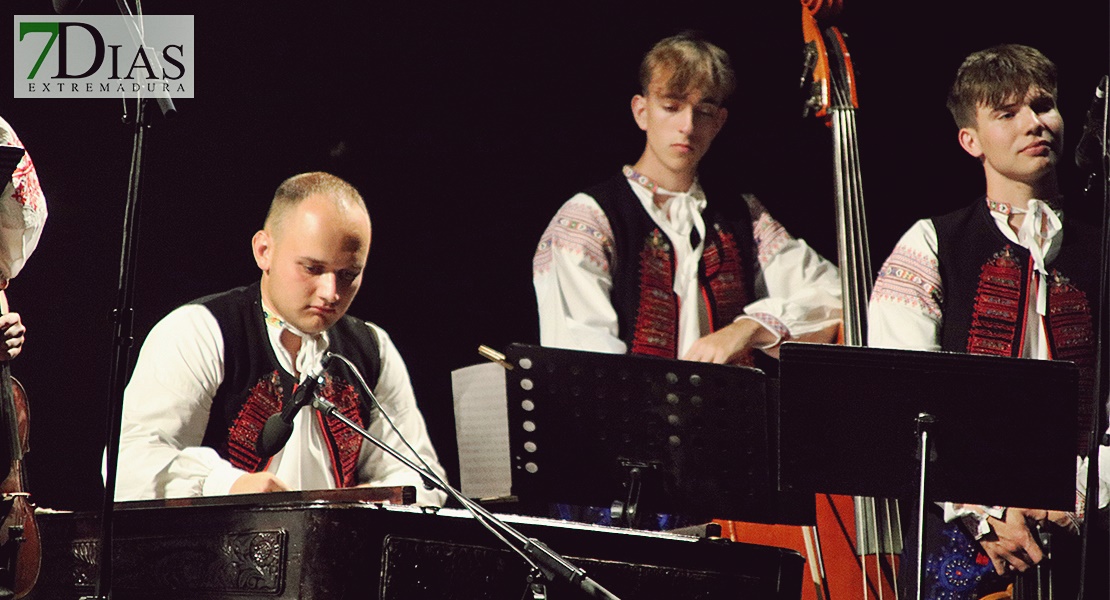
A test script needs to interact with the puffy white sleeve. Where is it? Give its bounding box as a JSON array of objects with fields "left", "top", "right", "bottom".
[
  {"left": 868, "top": 219, "right": 943, "bottom": 351},
  {"left": 741, "top": 195, "right": 842, "bottom": 345},
  {"left": 533, "top": 193, "right": 626, "bottom": 354},
  {"left": 356, "top": 323, "right": 448, "bottom": 506},
  {"left": 114, "top": 304, "right": 247, "bottom": 500},
  {"left": 0, "top": 117, "right": 47, "bottom": 284}
]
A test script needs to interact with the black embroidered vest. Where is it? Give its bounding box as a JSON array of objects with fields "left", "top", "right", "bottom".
[
  {"left": 933, "top": 199, "right": 1098, "bottom": 453},
  {"left": 586, "top": 174, "right": 755, "bottom": 359},
  {"left": 195, "top": 283, "right": 382, "bottom": 486}
]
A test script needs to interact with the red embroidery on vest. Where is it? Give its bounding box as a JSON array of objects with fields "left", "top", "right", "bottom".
[
  {"left": 226, "top": 370, "right": 368, "bottom": 484},
  {"left": 703, "top": 224, "right": 747, "bottom": 328},
  {"left": 967, "top": 247, "right": 1096, "bottom": 455},
  {"left": 966, "top": 246, "right": 1022, "bottom": 356},
  {"left": 630, "top": 229, "right": 678, "bottom": 358},
  {"left": 317, "top": 374, "right": 367, "bottom": 487},
  {"left": 227, "top": 371, "right": 285, "bottom": 473},
  {"left": 1047, "top": 272, "right": 1096, "bottom": 454}
]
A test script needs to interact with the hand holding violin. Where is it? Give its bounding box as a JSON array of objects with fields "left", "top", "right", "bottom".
[{"left": 0, "top": 312, "right": 26, "bottom": 362}]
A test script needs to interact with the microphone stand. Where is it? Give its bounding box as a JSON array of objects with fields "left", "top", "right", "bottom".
[
  {"left": 313, "top": 353, "right": 621, "bottom": 600},
  {"left": 86, "top": 4, "right": 178, "bottom": 599},
  {"left": 1077, "top": 74, "right": 1109, "bottom": 600}
]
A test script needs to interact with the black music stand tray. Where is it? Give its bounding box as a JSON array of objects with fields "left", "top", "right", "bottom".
[
  {"left": 502, "top": 343, "right": 814, "bottom": 527},
  {"left": 778, "top": 342, "right": 1079, "bottom": 598}
]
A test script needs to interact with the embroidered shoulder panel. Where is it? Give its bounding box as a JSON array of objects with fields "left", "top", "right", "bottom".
[
  {"left": 534, "top": 200, "right": 613, "bottom": 274},
  {"left": 873, "top": 244, "right": 944, "bottom": 319},
  {"left": 750, "top": 207, "right": 793, "bottom": 267},
  {"left": 10, "top": 152, "right": 43, "bottom": 212}
]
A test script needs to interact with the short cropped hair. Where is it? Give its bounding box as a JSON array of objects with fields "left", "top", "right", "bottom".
[
  {"left": 639, "top": 31, "right": 737, "bottom": 103},
  {"left": 263, "top": 171, "right": 368, "bottom": 234},
  {"left": 946, "top": 44, "right": 1058, "bottom": 129}
]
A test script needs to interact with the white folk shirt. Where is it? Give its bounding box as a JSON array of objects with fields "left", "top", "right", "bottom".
[
  {"left": 0, "top": 116, "right": 48, "bottom": 285},
  {"left": 115, "top": 302, "right": 447, "bottom": 506},
  {"left": 534, "top": 171, "right": 842, "bottom": 358},
  {"left": 869, "top": 198, "right": 1107, "bottom": 534}
]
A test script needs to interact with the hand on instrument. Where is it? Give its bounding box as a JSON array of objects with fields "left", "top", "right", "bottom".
[
  {"left": 0, "top": 312, "right": 26, "bottom": 361},
  {"left": 682, "top": 318, "right": 777, "bottom": 364},
  {"left": 979, "top": 508, "right": 1046, "bottom": 575},
  {"left": 229, "top": 472, "right": 291, "bottom": 494}
]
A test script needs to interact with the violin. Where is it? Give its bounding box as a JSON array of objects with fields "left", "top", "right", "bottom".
[{"left": 0, "top": 299, "right": 40, "bottom": 598}]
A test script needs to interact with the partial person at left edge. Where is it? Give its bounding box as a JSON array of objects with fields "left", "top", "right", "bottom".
[
  {"left": 113, "top": 172, "right": 446, "bottom": 505},
  {"left": 0, "top": 117, "right": 48, "bottom": 364}
]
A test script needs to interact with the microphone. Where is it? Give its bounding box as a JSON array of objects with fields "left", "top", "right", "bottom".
[
  {"left": 256, "top": 356, "right": 331, "bottom": 459},
  {"left": 1075, "top": 75, "right": 1108, "bottom": 173}
]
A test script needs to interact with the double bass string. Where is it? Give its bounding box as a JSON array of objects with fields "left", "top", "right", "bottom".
[{"left": 826, "top": 24, "right": 902, "bottom": 597}]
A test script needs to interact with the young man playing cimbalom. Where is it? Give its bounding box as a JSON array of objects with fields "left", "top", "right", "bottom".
[{"left": 115, "top": 172, "right": 446, "bottom": 506}]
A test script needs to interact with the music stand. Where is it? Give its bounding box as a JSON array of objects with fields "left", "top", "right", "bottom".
[
  {"left": 778, "top": 342, "right": 1079, "bottom": 598},
  {"left": 502, "top": 343, "right": 814, "bottom": 527}
]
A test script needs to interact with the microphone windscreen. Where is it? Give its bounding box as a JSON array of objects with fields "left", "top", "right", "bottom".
[{"left": 256, "top": 412, "right": 294, "bottom": 459}]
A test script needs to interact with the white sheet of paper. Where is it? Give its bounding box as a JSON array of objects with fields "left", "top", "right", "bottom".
[{"left": 451, "top": 362, "right": 511, "bottom": 499}]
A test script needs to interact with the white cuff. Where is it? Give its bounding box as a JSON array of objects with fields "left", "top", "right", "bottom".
[
  {"left": 737, "top": 314, "right": 786, "bottom": 349},
  {"left": 202, "top": 461, "right": 251, "bottom": 496}
]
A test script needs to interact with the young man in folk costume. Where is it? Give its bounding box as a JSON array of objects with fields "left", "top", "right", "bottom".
[
  {"left": 868, "top": 44, "right": 1109, "bottom": 600},
  {"left": 0, "top": 117, "right": 46, "bottom": 363},
  {"left": 534, "top": 32, "right": 841, "bottom": 369},
  {"left": 115, "top": 172, "right": 446, "bottom": 505},
  {"left": 532, "top": 32, "right": 841, "bottom": 529}
]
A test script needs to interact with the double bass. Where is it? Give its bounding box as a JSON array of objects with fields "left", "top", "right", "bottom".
[{"left": 715, "top": 2, "right": 903, "bottom": 599}]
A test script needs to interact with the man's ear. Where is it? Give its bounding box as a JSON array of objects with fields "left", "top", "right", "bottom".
[
  {"left": 631, "top": 94, "right": 648, "bottom": 131},
  {"left": 252, "top": 230, "right": 272, "bottom": 272},
  {"left": 958, "top": 127, "right": 983, "bottom": 158}
]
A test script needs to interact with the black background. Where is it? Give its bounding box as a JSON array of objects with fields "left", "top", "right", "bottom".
[{"left": 2, "top": 0, "right": 1107, "bottom": 510}]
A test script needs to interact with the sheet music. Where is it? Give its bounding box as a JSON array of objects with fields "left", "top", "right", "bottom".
[{"left": 451, "top": 362, "right": 511, "bottom": 499}]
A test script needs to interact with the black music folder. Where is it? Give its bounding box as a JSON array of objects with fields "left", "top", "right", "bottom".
[
  {"left": 778, "top": 342, "right": 1079, "bottom": 511},
  {"left": 502, "top": 343, "right": 814, "bottom": 525}
]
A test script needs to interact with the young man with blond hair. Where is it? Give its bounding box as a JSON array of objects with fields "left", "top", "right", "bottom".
[{"left": 534, "top": 32, "right": 841, "bottom": 369}]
